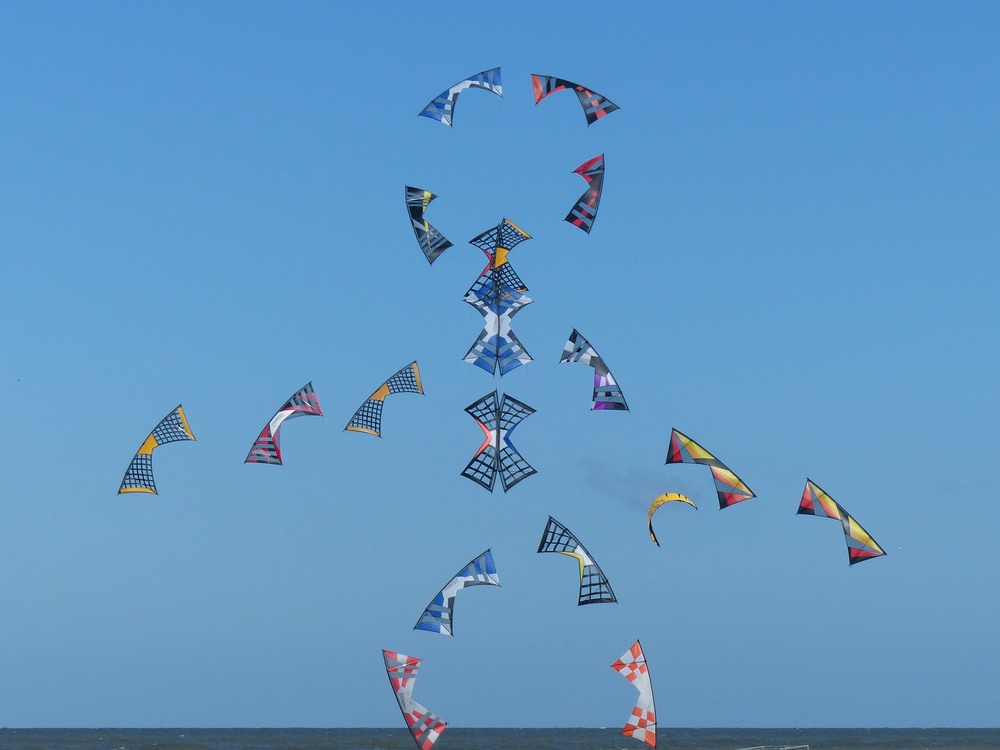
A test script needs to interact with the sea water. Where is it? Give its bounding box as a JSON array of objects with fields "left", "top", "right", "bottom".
[{"left": 0, "top": 728, "right": 995, "bottom": 750}]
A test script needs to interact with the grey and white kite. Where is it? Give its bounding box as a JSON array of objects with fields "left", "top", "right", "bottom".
[{"left": 560, "top": 329, "right": 629, "bottom": 410}]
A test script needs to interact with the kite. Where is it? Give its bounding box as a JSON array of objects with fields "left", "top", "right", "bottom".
[
  {"left": 531, "top": 74, "right": 619, "bottom": 125},
  {"left": 665, "top": 428, "right": 755, "bottom": 509},
  {"left": 245, "top": 382, "right": 323, "bottom": 465},
  {"left": 559, "top": 328, "right": 628, "bottom": 410},
  {"left": 612, "top": 640, "right": 657, "bottom": 748},
  {"left": 464, "top": 284, "right": 532, "bottom": 376},
  {"left": 464, "top": 218, "right": 534, "bottom": 375},
  {"left": 565, "top": 154, "right": 606, "bottom": 234},
  {"left": 466, "top": 217, "right": 532, "bottom": 302},
  {"left": 797, "top": 479, "right": 887, "bottom": 565},
  {"left": 345, "top": 361, "right": 424, "bottom": 437},
  {"left": 461, "top": 391, "right": 536, "bottom": 492},
  {"left": 414, "top": 549, "right": 500, "bottom": 636},
  {"left": 118, "top": 405, "right": 195, "bottom": 494},
  {"left": 382, "top": 650, "right": 447, "bottom": 750},
  {"left": 405, "top": 187, "right": 453, "bottom": 265},
  {"left": 537, "top": 516, "right": 617, "bottom": 605},
  {"left": 647, "top": 492, "right": 697, "bottom": 547},
  {"left": 419, "top": 67, "right": 503, "bottom": 126}
]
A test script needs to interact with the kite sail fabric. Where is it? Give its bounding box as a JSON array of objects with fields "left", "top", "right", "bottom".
[
  {"left": 245, "top": 382, "right": 323, "bottom": 465},
  {"left": 612, "top": 640, "right": 657, "bottom": 748},
  {"left": 414, "top": 548, "right": 500, "bottom": 636},
  {"left": 665, "top": 428, "right": 755, "bottom": 509},
  {"left": 565, "top": 154, "right": 606, "bottom": 234},
  {"left": 797, "top": 479, "right": 887, "bottom": 565},
  {"left": 537, "top": 516, "right": 617, "bottom": 605},
  {"left": 405, "top": 186, "right": 453, "bottom": 265},
  {"left": 345, "top": 361, "right": 424, "bottom": 437},
  {"left": 418, "top": 67, "right": 503, "bottom": 126},
  {"left": 560, "top": 328, "right": 628, "bottom": 410},
  {"left": 531, "top": 74, "right": 619, "bottom": 125},
  {"left": 647, "top": 492, "right": 697, "bottom": 547},
  {"left": 119, "top": 405, "right": 195, "bottom": 494},
  {"left": 464, "top": 218, "right": 534, "bottom": 375},
  {"left": 382, "top": 650, "right": 447, "bottom": 750},
  {"left": 461, "top": 391, "right": 536, "bottom": 492}
]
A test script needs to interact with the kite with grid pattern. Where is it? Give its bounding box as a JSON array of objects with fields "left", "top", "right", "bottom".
[
  {"left": 345, "top": 361, "right": 423, "bottom": 437},
  {"left": 118, "top": 405, "right": 196, "bottom": 495},
  {"left": 537, "top": 516, "right": 617, "bottom": 605},
  {"left": 461, "top": 391, "right": 536, "bottom": 492}
]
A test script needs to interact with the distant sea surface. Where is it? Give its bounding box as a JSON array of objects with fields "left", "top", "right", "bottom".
[{"left": 0, "top": 728, "right": 996, "bottom": 750}]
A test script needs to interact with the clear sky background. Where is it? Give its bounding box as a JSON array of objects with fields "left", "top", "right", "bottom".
[{"left": 1, "top": 0, "right": 998, "bottom": 730}]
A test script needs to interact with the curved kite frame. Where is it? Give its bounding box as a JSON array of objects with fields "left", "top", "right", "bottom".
[
  {"left": 118, "top": 404, "right": 196, "bottom": 495},
  {"left": 418, "top": 67, "right": 503, "bottom": 127},
  {"left": 245, "top": 382, "right": 323, "bottom": 465}
]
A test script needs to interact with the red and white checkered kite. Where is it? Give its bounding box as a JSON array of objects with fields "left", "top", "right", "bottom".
[{"left": 611, "top": 640, "right": 657, "bottom": 747}]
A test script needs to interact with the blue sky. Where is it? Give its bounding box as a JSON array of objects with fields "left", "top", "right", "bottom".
[{"left": 1, "top": 0, "right": 998, "bottom": 729}]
